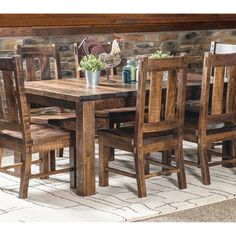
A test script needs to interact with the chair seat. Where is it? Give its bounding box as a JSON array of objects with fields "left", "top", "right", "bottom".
[
  {"left": 184, "top": 114, "right": 236, "bottom": 137},
  {"left": 95, "top": 106, "right": 136, "bottom": 118},
  {"left": 1, "top": 124, "right": 74, "bottom": 152},
  {"left": 98, "top": 126, "right": 176, "bottom": 152},
  {"left": 31, "top": 110, "right": 76, "bottom": 125}
]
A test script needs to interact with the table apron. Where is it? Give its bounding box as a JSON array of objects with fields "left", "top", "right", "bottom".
[{"left": 27, "top": 94, "right": 76, "bottom": 110}]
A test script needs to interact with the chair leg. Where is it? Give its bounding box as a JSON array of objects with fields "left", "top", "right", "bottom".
[
  {"left": 207, "top": 143, "right": 214, "bottom": 162},
  {"left": 134, "top": 150, "right": 147, "bottom": 198},
  {"left": 58, "top": 148, "right": 64, "bottom": 157},
  {"left": 0, "top": 148, "right": 3, "bottom": 167},
  {"left": 39, "top": 152, "right": 49, "bottom": 179},
  {"left": 14, "top": 152, "right": 22, "bottom": 176},
  {"left": 49, "top": 150, "right": 56, "bottom": 171},
  {"left": 144, "top": 153, "right": 150, "bottom": 175},
  {"left": 175, "top": 141, "right": 187, "bottom": 189},
  {"left": 198, "top": 142, "right": 211, "bottom": 185},
  {"left": 19, "top": 149, "right": 32, "bottom": 199},
  {"left": 109, "top": 121, "right": 115, "bottom": 161},
  {"left": 162, "top": 150, "right": 172, "bottom": 176},
  {"left": 222, "top": 140, "right": 236, "bottom": 168},
  {"left": 99, "top": 137, "right": 110, "bottom": 187},
  {"left": 103, "top": 118, "right": 115, "bottom": 161},
  {"left": 230, "top": 139, "right": 236, "bottom": 168},
  {"left": 69, "top": 146, "right": 76, "bottom": 189}
]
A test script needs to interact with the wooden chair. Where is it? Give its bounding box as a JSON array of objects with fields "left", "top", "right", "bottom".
[
  {"left": 14, "top": 44, "right": 76, "bottom": 159},
  {"left": 186, "top": 41, "right": 236, "bottom": 113},
  {"left": 98, "top": 54, "right": 188, "bottom": 197},
  {"left": 185, "top": 41, "right": 236, "bottom": 158},
  {"left": 0, "top": 56, "right": 75, "bottom": 198},
  {"left": 183, "top": 52, "right": 236, "bottom": 185}
]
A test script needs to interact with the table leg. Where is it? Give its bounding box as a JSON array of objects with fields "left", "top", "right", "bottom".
[{"left": 76, "top": 101, "right": 96, "bottom": 196}]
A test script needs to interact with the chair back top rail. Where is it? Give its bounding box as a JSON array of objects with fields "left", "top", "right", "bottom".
[
  {"left": 0, "top": 56, "right": 32, "bottom": 143},
  {"left": 135, "top": 54, "right": 188, "bottom": 146},
  {"left": 210, "top": 41, "right": 236, "bottom": 54},
  {"left": 200, "top": 52, "right": 236, "bottom": 128}
]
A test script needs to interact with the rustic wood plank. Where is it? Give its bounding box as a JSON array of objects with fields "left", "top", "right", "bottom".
[
  {"left": 0, "top": 14, "right": 236, "bottom": 37},
  {"left": 184, "top": 51, "right": 236, "bottom": 184},
  {"left": 165, "top": 70, "right": 177, "bottom": 121},
  {"left": 211, "top": 66, "right": 225, "bottom": 114},
  {"left": 76, "top": 101, "right": 95, "bottom": 196},
  {"left": 148, "top": 71, "right": 163, "bottom": 122},
  {"left": 97, "top": 55, "right": 187, "bottom": 197}
]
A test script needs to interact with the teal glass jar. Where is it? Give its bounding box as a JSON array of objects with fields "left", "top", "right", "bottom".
[{"left": 127, "top": 59, "right": 136, "bottom": 83}]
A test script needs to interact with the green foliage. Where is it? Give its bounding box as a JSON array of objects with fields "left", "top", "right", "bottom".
[
  {"left": 80, "top": 55, "right": 105, "bottom": 72},
  {"left": 149, "top": 50, "right": 171, "bottom": 59}
]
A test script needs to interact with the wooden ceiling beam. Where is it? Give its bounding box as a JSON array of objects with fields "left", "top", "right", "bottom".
[{"left": 0, "top": 14, "right": 235, "bottom": 37}]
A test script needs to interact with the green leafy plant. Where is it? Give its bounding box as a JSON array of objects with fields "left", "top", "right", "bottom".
[
  {"left": 79, "top": 55, "right": 105, "bottom": 72},
  {"left": 149, "top": 50, "right": 171, "bottom": 59}
]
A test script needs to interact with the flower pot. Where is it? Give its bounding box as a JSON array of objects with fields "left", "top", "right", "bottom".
[{"left": 85, "top": 70, "right": 100, "bottom": 87}]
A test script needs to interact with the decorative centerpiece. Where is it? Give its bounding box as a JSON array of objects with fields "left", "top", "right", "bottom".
[
  {"left": 80, "top": 55, "right": 105, "bottom": 87},
  {"left": 99, "top": 34, "right": 122, "bottom": 83}
]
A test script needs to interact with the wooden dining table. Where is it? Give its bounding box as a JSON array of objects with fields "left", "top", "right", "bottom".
[{"left": 25, "top": 74, "right": 202, "bottom": 196}]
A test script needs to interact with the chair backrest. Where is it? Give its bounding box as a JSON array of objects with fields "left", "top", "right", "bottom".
[
  {"left": 199, "top": 52, "right": 236, "bottom": 131},
  {"left": 135, "top": 54, "right": 188, "bottom": 146},
  {"left": 0, "top": 56, "right": 32, "bottom": 144},
  {"left": 210, "top": 41, "right": 236, "bottom": 54},
  {"left": 210, "top": 41, "right": 236, "bottom": 77},
  {"left": 74, "top": 36, "right": 112, "bottom": 78},
  {"left": 14, "top": 44, "right": 62, "bottom": 81}
]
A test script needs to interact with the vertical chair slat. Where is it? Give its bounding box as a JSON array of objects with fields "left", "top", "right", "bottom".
[
  {"left": 0, "top": 81, "right": 5, "bottom": 119},
  {"left": 165, "top": 70, "right": 177, "bottom": 121},
  {"left": 39, "top": 55, "right": 51, "bottom": 80},
  {"left": 2, "top": 71, "right": 18, "bottom": 122},
  {"left": 226, "top": 66, "right": 236, "bottom": 113},
  {"left": 148, "top": 71, "right": 163, "bottom": 122},
  {"left": 25, "top": 58, "right": 36, "bottom": 81},
  {"left": 54, "top": 45, "right": 62, "bottom": 80},
  {"left": 211, "top": 66, "right": 225, "bottom": 115}
]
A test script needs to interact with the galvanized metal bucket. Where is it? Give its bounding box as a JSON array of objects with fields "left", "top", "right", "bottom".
[{"left": 85, "top": 71, "right": 100, "bottom": 87}]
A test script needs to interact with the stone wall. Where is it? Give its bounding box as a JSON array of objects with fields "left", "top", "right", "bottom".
[{"left": 0, "top": 29, "right": 236, "bottom": 77}]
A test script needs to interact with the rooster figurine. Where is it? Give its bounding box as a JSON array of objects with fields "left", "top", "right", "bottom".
[{"left": 99, "top": 34, "right": 122, "bottom": 82}]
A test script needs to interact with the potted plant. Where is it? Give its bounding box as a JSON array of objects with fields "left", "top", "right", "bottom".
[
  {"left": 149, "top": 50, "right": 170, "bottom": 59},
  {"left": 79, "top": 55, "right": 105, "bottom": 86}
]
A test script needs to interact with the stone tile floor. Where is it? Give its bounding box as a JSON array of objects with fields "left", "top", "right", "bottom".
[{"left": 0, "top": 141, "right": 236, "bottom": 222}]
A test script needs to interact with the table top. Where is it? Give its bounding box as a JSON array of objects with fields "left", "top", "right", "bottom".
[{"left": 25, "top": 74, "right": 202, "bottom": 103}]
